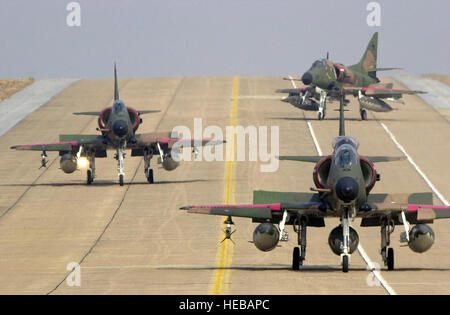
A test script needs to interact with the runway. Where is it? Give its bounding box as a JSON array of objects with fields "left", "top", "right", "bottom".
[{"left": 0, "top": 75, "right": 448, "bottom": 295}]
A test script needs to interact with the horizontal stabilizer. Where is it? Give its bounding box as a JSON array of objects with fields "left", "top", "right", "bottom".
[
  {"left": 368, "top": 67, "right": 404, "bottom": 72},
  {"left": 277, "top": 156, "right": 324, "bottom": 163},
  {"left": 138, "top": 110, "right": 161, "bottom": 115},
  {"left": 366, "top": 156, "right": 406, "bottom": 163},
  {"left": 73, "top": 112, "right": 101, "bottom": 116}
]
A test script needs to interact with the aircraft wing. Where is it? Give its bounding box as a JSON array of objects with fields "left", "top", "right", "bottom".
[
  {"left": 360, "top": 192, "right": 450, "bottom": 226},
  {"left": 73, "top": 110, "right": 160, "bottom": 116},
  {"left": 181, "top": 190, "right": 326, "bottom": 223},
  {"left": 342, "top": 84, "right": 426, "bottom": 98},
  {"left": 10, "top": 134, "right": 104, "bottom": 151},
  {"left": 180, "top": 201, "right": 324, "bottom": 219}
]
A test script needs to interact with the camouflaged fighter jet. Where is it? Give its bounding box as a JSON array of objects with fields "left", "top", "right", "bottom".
[
  {"left": 277, "top": 32, "right": 426, "bottom": 120},
  {"left": 180, "top": 96, "right": 450, "bottom": 272},
  {"left": 11, "top": 65, "right": 224, "bottom": 186}
]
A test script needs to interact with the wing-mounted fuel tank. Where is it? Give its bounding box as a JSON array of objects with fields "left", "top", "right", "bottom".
[
  {"left": 328, "top": 225, "right": 359, "bottom": 255},
  {"left": 403, "top": 224, "right": 435, "bottom": 253},
  {"left": 359, "top": 157, "right": 377, "bottom": 194},
  {"left": 253, "top": 223, "right": 280, "bottom": 251},
  {"left": 358, "top": 92, "right": 393, "bottom": 112},
  {"left": 60, "top": 153, "right": 78, "bottom": 174},
  {"left": 161, "top": 152, "right": 180, "bottom": 171},
  {"left": 313, "top": 155, "right": 332, "bottom": 189}
]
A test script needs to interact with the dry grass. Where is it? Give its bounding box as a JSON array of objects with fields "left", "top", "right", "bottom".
[
  {"left": 425, "top": 74, "right": 450, "bottom": 86},
  {"left": 0, "top": 79, "right": 34, "bottom": 102}
]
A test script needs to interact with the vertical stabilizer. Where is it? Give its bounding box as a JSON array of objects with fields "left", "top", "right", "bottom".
[
  {"left": 354, "top": 32, "right": 378, "bottom": 73},
  {"left": 339, "top": 94, "right": 345, "bottom": 137},
  {"left": 361, "top": 32, "right": 378, "bottom": 71},
  {"left": 114, "top": 63, "right": 119, "bottom": 101}
]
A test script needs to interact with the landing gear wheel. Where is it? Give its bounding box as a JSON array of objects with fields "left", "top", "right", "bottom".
[
  {"left": 292, "top": 247, "right": 300, "bottom": 270},
  {"left": 360, "top": 109, "right": 367, "bottom": 121},
  {"left": 119, "top": 174, "right": 124, "bottom": 186},
  {"left": 342, "top": 255, "right": 349, "bottom": 273},
  {"left": 87, "top": 169, "right": 93, "bottom": 185},
  {"left": 387, "top": 248, "right": 394, "bottom": 271},
  {"left": 147, "top": 169, "right": 154, "bottom": 184},
  {"left": 317, "top": 111, "right": 324, "bottom": 120}
]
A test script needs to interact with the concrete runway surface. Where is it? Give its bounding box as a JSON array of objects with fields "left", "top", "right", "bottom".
[{"left": 0, "top": 76, "right": 448, "bottom": 295}]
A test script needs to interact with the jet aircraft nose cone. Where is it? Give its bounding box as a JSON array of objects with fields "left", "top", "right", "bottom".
[
  {"left": 113, "top": 120, "right": 128, "bottom": 138},
  {"left": 301, "top": 72, "right": 313, "bottom": 85},
  {"left": 336, "top": 177, "right": 359, "bottom": 203}
]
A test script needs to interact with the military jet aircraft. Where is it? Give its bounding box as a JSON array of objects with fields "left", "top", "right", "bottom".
[
  {"left": 277, "top": 32, "right": 426, "bottom": 120},
  {"left": 180, "top": 96, "right": 450, "bottom": 272},
  {"left": 11, "top": 65, "right": 223, "bottom": 186}
]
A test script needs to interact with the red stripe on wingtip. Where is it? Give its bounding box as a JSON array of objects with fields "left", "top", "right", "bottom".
[{"left": 407, "top": 204, "right": 450, "bottom": 211}]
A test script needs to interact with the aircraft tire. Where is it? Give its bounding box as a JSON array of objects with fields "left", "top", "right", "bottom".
[
  {"left": 387, "top": 248, "right": 394, "bottom": 271},
  {"left": 147, "top": 169, "right": 154, "bottom": 184},
  {"left": 292, "top": 247, "right": 300, "bottom": 270},
  {"left": 317, "top": 112, "right": 323, "bottom": 120},
  {"left": 342, "top": 255, "right": 349, "bottom": 273},
  {"left": 360, "top": 109, "right": 367, "bottom": 121},
  {"left": 87, "top": 170, "right": 93, "bottom": 185},
  {"left": 119, "top": 174, "right": 124, "bottom": 186}
]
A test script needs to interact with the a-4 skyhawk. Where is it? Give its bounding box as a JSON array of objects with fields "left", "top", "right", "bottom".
[
  {"left": 277, "top": 32, "right": 426, "bottom": 120},
  {"left": 11, "top": 65, "right": 224, "bottom": 186},
  {"left": 180, "top": 96, "right": 450, "bottom": 272}
]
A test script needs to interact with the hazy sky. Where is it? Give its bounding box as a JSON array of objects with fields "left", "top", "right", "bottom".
[{"left": 0, "top": 0, "right": 449, "bottom": 79}]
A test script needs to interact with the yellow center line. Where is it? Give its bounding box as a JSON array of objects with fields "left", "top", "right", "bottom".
[{"left": 211, "top": 76, "right": 239, "bottom": 295}]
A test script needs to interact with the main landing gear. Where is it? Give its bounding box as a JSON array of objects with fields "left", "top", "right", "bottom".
[
  {"left": 317, "top": 90, "right": 327, "bottom": 120},
  {"left": 292, "top": 215, "right": 307, "bottom": 270},
  {"left": 144, "top": 148, "right": 154, "bottom": 184},
  {"left": 340, "top": 207, "right": 351, "bottom": 273},
  {"left": 115, "top": 143, "right": 126, "bottom": 186},
  {"left": 86, "top": 153, "right": 95, "bottom": 185},
  {"left": 381, "top": 217, "right": 395, "bottom": 271}
]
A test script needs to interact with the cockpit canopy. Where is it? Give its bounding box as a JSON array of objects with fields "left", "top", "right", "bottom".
[
  {"left": 112, "top": 100, "right": 126, "bottom": 114},
  {"left": 332, "top": 136, "right": 360, "bottom": 150},
  {"left": 311, "top": 59, "right": 327, "bottom": 68},
  {"left": 335, "top": 144, "right": 358, "bottom": 167}
]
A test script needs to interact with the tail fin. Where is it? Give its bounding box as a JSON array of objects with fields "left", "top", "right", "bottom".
[
  {"left": 355, "top": 32, "right": 378, "bottom": 73},
  {"left": 114, "top": 63, "right": 119, "bottom": 101}
]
